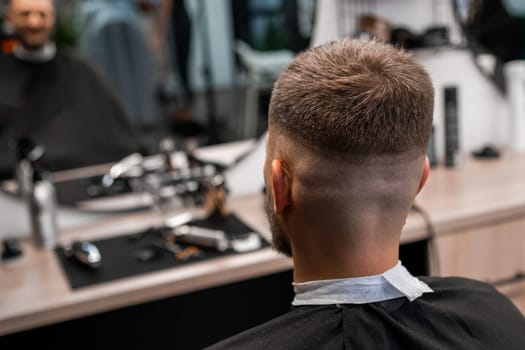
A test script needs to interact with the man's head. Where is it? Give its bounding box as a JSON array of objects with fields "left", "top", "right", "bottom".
[
  {"left": 4, "top": 0, "right": 55, "bottom": 50},
  {"left": 264, "top": 39, "right": 434, "bottom": 270}
]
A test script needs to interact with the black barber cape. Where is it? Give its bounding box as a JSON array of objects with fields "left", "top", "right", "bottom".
[
  {"left": 0, "top": 51, "right": 142, "bottom": 178},
  {"left": 206, "top": 277, "right": 525, "bottom": 349}
]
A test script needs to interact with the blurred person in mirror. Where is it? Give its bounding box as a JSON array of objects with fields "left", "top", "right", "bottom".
[
  {"left": 151, "top": 0, "right": 193, "bottom": 121},
  {"left": 0, "top": 0, "right": 142, "bottom": 179},
  {"left": 205, "top": 39, "right": 525, "bottom": 349}
]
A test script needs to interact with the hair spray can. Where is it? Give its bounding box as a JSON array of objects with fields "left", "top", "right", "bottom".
[
  {"left": 444, "top": 86, "right": 461, "bottom": 167},
  {"left": 28, "top": 172, "right": 59, "bottom": 249}
]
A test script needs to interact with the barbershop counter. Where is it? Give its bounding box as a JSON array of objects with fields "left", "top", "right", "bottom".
[{"left": 1, "top": 144, "right": 525, "bottom": 348}]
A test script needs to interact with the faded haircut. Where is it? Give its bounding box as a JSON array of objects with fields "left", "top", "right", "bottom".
[{"left": 269, "top": 38, "right": 434, "bottom": 158}]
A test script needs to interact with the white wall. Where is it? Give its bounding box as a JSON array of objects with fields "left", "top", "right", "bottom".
[
  {"left": 312, "top": 0, "right": 514, "bottom": 160},
  {"left": 415, "top": 48, "right": 511, "bottom": 160},
  {"left": 312, "top": 0, "right": 462, "bottom": 47}
]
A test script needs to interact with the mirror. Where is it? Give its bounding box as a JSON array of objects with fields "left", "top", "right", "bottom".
[
  {"left": 451, "top": 0, "right": 525, "bottom": 92},
  {"left": 0, "top": 0, "right": 317, "bottom": 179}
]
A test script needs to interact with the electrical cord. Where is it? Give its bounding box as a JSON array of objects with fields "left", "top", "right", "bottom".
[
  {"left": 411, "top": 204, "right": 525, "bottom": 287},
  {"left": 491, "top": 272, "right": 525, "bottom": 287},
  {"left": 411, "top": 203, "right": 440, "bottom": 276}
]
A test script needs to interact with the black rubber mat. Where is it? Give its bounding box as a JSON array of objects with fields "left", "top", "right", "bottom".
[{"left": 55, "top": 214, "right": 269, "bottom": 289}]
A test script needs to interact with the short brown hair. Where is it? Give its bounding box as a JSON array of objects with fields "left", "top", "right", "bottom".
[{"left": 269, "top": 39, "right": 434, "bottom": 157}]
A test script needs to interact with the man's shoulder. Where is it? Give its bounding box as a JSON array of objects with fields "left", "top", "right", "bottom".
[
  {"left": 418, "top": 276, "right": 525, "bottom": 325},
  {"left": 0, "top": 51, "right": 17, "bottom": 67},
  {"left": 0, "top": 49, "right": 86, "bottom": 67},
  {"left": 205, "top": 305, "right": 341, "bottom": 350},
  {"left": 0, "top": 51, "right": 12, "bottom": 60},
  {"left": 420, "top": 275, "right": 508, "bottom": 296},
  {"left": 55, "top": 50, "right": 92, "bottom": 69},
  {"left": 418, "top": 275, "right": 517, "bottom": 307},
  {"left": 205, "top": 277, "right": 525, "bottom": 349},
  {"left": 55, "top": 50, "right": 110, "bottom": 86}
]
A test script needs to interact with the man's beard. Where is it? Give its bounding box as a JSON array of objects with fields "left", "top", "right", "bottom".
[
  {"left": 264, "top": 191, "right": 292, "bottom": 257},
  {"left": 18, "top": 30, "right": 52, "bottom": 51}
]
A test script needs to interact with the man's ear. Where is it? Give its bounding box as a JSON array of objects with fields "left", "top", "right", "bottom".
[
  {"left": 271, "top": 159, "right": 292, "bottom": 214},
  {"left": 417, "top": 156, "right": 430, "bottom": 194}
]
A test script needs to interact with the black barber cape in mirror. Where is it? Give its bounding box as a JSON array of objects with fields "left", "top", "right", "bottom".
[
  {"left": 206, "top": 277, "right": 525, "bottom": 349},
  {"left": 0, "top": 51, "right": 142, "bottom": 179}
]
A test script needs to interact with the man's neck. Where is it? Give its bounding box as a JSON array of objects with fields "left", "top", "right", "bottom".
[
  {"left": 13, "top": 42, "right": 56, "bottom": 63},
  {"left": 287, "top": 201, "right": 407, "bottom": 282},
  {"left": 291, "top": 237, "right": 400, "bottom": 282}
]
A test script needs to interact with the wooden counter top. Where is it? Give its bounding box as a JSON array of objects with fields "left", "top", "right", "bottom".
[
  {"left": 2, "top": 150, "right": 525, "bottom": 336},
  {"left": 0, "top": 194, "right": 289, "bottom": 336},
  {"left": 417, "top": 151, "right": 525, "bottom": 234}
]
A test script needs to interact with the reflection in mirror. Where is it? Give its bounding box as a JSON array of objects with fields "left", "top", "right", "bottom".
[
  {"left": 231, "top": 0, "right": 316, "bottom": 139},
  {"left": 0, "top": 0, "right": 317, "bottom": 181},
  {"left": 0, "top": 0, "right": 144, "bottom": 180},
  {"left": 231, "top": 0, "right": 315, "bottom": 53},
  {"left": 451, "top": 0, "right": 525, "bottom": 92}
]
